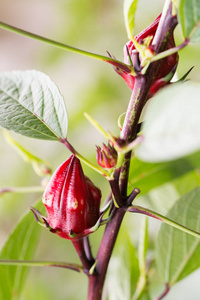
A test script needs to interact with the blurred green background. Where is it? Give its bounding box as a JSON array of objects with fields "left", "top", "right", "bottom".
[{"left": 1, "top": 0, "right": 200, "bottom": 299}]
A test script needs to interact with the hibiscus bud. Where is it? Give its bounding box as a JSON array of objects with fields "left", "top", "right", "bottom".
[
  {"left": 42, "top": 155, "right": 101, "bottom": 240},
  {"left": 121, "top": 14, "right": 179, "bottom": 96},
  {"left": 96, "top": 143, "right": 117, "bottom": 169}
]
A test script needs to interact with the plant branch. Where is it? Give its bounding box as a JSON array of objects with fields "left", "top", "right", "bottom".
[
  {"left": 0, "top": 186, "right": 44, "bottom": 197},
  {"left": 109, "top": 176, "right": 125, "bottom": 207},
  {"left": 157, "top": 283, "right": 170, "bottom": 300},
  {"left": 117, "top": 77, "right": 148, "bottom": 197},
  {"left": 87, "top": 5, "right": 179, "bottom": 300},
  {"left": 119, "top": 76, "right": 148, "bottom": 197},
  {"left": 150, "top": 39, "right": 189, "bottom": 63},
  {"left": 60, "top": 138, "right": 111, "bottom": 178},
  {"left": 128, "top": 205, "right": 200, "bottom": 239},
  {"left": 0, "top": 259, "right": 83, "bottom": 273},
  {"left": 84, "top": 112, "right": 110, "bottom": 140},
  {"left": 84, "top": 237, "right": 95, "bottom": 263},
  {"left": 132, "top": 275, "right": 147, "bottom": 300},
  {"left": 88, "top": 208, "right": 125, "bottom": 300},
  {"left": 118, "top": 3, "right": 178, "bottom": 198},
  {"left": 119, "top": 135, "right": 144, "bottom": 153},
  {"left": 117, "top": 6, "right": 178, "bottom": 196},
  {"left": 72, "top": 240, "right": 94, "bottom": 274},
  {"left": 0, "top": 22, "right": 135, "bottom": 75}
]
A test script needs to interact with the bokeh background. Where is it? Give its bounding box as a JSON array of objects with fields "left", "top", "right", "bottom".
[{"left": 1, "top": 0, "right": 200, "bottom": 299}]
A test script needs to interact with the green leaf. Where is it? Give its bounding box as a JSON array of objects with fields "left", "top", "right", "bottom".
[
  {"left": 132, "top": 217, "right": 149, "bottom": 300},
  {"left": 178, "top": 0, "right": 200, "bottom": 42},
  {"left": 124, "top": 0, "right": 139, "bottom": 39},
  {"left": 106, "top": 232, "right": 139, "bottom": 300},
  {"left": 0, "top": 200, "right": 43, "bottom": 300},
  {"left": 129, "top": 150, "right": 200, "bottom": 195},
  {"left": 4, "top": 131, "right": 52, "bottom": 177},
  {"left": 173, "top": 170, "right": 200, "bottom": 196},
  {"left": 136, "top": 83, "right": 200, "bottom": 162},
  {"left": 0, "top": 70, "right": 68, "bottom": 140},
  {"left": 138, "top": 216, "right": 149, "bottom": 273},
  {"left": 156, "top": 187, "right": 200, "bottom": 286}
]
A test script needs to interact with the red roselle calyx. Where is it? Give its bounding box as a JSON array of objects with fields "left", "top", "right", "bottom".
[
  {"left": 96, "top": 143, "right": 117, "bottom": 169},
  {"left": 118, "top": 14, "right": 179, "bottom": 97},
  {"left": 42, "top": 155, "right": 101, "bottom": 240}
]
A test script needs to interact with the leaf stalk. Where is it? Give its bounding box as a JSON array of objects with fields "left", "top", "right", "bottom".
[
  {"left": 0, "top": 259, "right": 83, "bottom": 273},
  {"left": 128, "top": 205, "right": 200, "bottom": 239},
  {"left": 0, "top": 22, "right": 135, "bottom": 75}
]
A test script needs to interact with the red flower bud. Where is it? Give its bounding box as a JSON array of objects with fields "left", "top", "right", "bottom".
[
  {"left": 42, "top": 155, "right": 101, "bottom": 240},
  {"left": 96, "top": 143, "right": 117, "bottom": 169},
  {"left": 121, "top": 14, "right": 179, "bottom": 96}
]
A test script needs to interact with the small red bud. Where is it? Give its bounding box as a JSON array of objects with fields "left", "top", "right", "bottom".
[
  {"left": 96, "top": 143, "right": 117, "bottom": 169},
  {"left": 120, "top": 14, "right": 179, "bottom": 97},
  {"left": 42, "top": 155, "right": 101, "bottom": 240}
]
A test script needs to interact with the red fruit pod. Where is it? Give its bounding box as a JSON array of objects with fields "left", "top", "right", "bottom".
[
  {"left": 121, "top": 14, "right": 179, "bottom": 95},
  {"left": 42, "top": 155, "right": 101, "bottom": 240}
]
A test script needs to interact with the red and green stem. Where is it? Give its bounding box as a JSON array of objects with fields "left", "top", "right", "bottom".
[{"left": 87, "top": 3, "right": 178, "bottom": 300}]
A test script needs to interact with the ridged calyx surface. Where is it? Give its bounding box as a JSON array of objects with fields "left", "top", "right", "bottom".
[
  {"left": 42, "top": 155, "right": 101, "bottom": 240},
  {"left": 121, "top": 14, "right": 179, "bottom": 96}
]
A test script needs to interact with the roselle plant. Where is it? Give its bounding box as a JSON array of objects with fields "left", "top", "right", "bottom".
[{"left": 1, "top": 0, "right": 200, "bottom": 299}]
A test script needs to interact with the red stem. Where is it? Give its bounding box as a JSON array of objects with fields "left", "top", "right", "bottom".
[
  {"left": 72, "top": 239, "right": 93, "bottom": 273},
  {"left": 157, "top": 283, "right": 170, "bottom": 300},
  {"left": 86, "top": 68, "right": 150, "bottom": 300},
  {"left": 87, "top": 3, "right": 178, "bottom": 300},
  {"left": 88, "top": 208, "right": 125, "bottom": 300}
]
